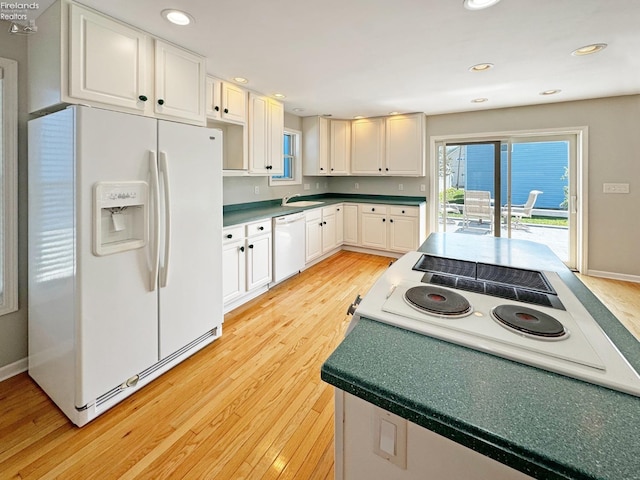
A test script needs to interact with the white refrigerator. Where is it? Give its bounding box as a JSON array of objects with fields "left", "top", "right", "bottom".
[{"left": 28, "top": 106, "right": 223, "bottom": 426}]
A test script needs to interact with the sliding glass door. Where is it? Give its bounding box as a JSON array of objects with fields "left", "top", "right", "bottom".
[{"left": 436, "top": 133, "right": 577, "bottom": 268}]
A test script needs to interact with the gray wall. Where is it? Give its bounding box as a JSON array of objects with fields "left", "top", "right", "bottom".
[
  {"left": 426, "top": 95, "right": 640, "bottom": 276},
  {"left": 0, "top": 22, "right": 29, "bottom": 371}
]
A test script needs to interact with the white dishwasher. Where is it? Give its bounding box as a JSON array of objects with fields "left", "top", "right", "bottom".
[{"left": 273, "top": 212, "right": 306, "bottom": 283}]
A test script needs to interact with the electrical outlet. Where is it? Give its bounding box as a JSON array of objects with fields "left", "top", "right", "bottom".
[
  {"left": 254, "top": 186, "right": 260, "bottom": 195},
  {"left": 398, "top": 184, "right": 404, "bottom": 191},
  {"left": 420, "top": 184, "right": 426, "bottom": 192},
  {"left": 316, "top": 182, "right": 320, "bottom": 189},
  {"left": 304, "top": 183, "right": 310, "bottom": 190},
  {"left": 324, "top": 182, "right": 328, "bottom": 188},
  {"left": 355, "top": 182, "right": 359, "bottom": 190},
  {"left": 603, "top": 183, "right": 629, "bottom": 194}
]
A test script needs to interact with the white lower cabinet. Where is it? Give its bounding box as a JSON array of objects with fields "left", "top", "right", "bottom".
[
  {"left": 336, "top": 204, "right": 344, "bottom": 245},
  {"left": 343, "top": 204, "right": 359, "bottom": 245},
  {"left": 306, "top": 205, "right": 341, "bottom": 264},
  {"left": 222, "top": 219, "right": 272, "bottom": 312},
  {"left": 357, "top": 204, "right": 423, "bottom": 254}
]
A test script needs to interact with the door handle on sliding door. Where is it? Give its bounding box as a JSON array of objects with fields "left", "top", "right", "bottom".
[
  {"left": 149, "top": 151, "right": 160, "bottom": 291},
  {"left": 159, "top": 151, "right": 171, "bottom": 288}
]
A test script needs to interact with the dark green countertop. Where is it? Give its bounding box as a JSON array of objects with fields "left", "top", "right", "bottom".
[
  {"left": 223, "top": 194, "right": 426, "bottom": 227},
  {"left": 321, "top": 233, "right": 640, "bottom": 480}
]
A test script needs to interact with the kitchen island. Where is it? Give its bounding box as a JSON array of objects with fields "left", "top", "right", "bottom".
[{"left": 321, "top": 233, "right": 640, "bottom": 480}]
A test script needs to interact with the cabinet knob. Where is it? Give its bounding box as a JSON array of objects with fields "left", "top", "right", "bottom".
[
  {"left": 371, "top": 208, "right": 375, "bottom": 212},
  {"left": 239, "top": 246, "right": 245, "bottom": 252},
  {"left": 378, "top": 168, "right": 382, "bottom": 171},
  {"left": 402, "top": 210, "right": 405, "bottom": 214},
  {"left": 214, "top": 106, "right": 220, "bottom": 112},
  {"left": 157, "top": 99, "right": 165, "bottom": 105},
  {"left": 382, "top": 218, "right": 386, "bottom": 222},
  {"left": 259, "top": 226, "right": 264, "bottom": 231},
  {"left": 138, "top": 95, "right": 148, "bottom": 102},
  {"left": 248, "top": 244, "right": 254, "bottom": 249},
  {"left": 320, "top": 167, "right": 324, "bottom": 171},
  {"left": 323, "top": 221, "right": 327, "bottom": 225},
  {"left": 226, "top": 234, "right": 233, "bottom": 239},
  {"left": 337, "top": 208, "right": 340, "bottom": 211},
  {"left": 224, "top": 108, "right": 229, "bottom": 114},
  {"left": 331, "top": 168, "right": 334, "bottom": 171},
  {"left": 319, "top": 223, "right": 323, "bottom": 227},
  {"left": 386, "top": 167, "right": 389, "bottom": 171},
  {"left": 390, "top": 219, "right": 394, "bottom": 223}
]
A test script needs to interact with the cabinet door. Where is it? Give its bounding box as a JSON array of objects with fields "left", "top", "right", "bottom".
[
  {"left": 206, "top": 76, "right": 221, "bottom": 120},
  {"left": 322, "top": 212, "right": 337, "bottom": 254},
  {"left": 222, "top": 239, "right": 246, "bottom": 304},
  {"left": 343, "top": 204, "right": 359, "bottom": 245},
  {"left": 351, "top": 118, "right": 384, "bottom": 175},
  {"left": 385, "top": 114, "right": 425, "bottom": 176},
  {"left": 360, "top": 213, "right": 387, "bottom": 250},
  {"left": 389, "top": 216, "right": 419, "bottom": 253},
  {"left": 268, "top": 99, "right": 284, "bottom": 174},
  {"left": 246, "top": 233, "right": 272, "bottom": 290},
  {"left": 154, "top": 40, "right": 206, "bottom": 124},
  {"left": 69, "top": 4, "right": 147, "bottom": 111},
  {"left": 221, "top": 82, "right": 247, "bottom": 124},
  {"left": 248, "top": 93, "right": 269, "bottom": 174},
  {"left": 335, "top": 205, "right": 344, "bottom": 245},
  {"left": 306, "top": 220, "right": 323, "bottom": 263},
  {"left": 330, "top": 120, "right": 351, "bottom": 174},
  {"left": 302, "top": 116, "right": 330, "bottom": 175}
]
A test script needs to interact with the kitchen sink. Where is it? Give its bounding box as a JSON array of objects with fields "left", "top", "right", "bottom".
[{"left": 283, "top": 201, "right": 325, "bottom": 207}]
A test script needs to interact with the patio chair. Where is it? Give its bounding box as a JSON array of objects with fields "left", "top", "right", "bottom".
[
  {"left": 502, "top": 190, "right": 543, "bottom": 229},
  {"left": 463, "top": 190, "right": 494, "bottom": 232}
]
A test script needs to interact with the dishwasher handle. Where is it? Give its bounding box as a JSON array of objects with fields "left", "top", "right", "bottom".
[{"left": 274, "top": 213, "right": 305, "bottom": 224}]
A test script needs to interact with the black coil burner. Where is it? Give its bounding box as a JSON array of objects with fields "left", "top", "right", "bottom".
[
  {"left": 404, "top": 286, "right": 472, "bottom": 318},
  {"left": 492, "top": 304, "right": 566, "bottom": 339}
]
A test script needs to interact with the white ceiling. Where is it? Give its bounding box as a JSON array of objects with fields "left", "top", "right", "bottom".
[{"left": 32, "top": 0, "right": 640, "bottom": 118}]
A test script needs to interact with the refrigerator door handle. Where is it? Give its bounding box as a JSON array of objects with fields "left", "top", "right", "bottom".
[
  {"left": 149, "top": 151, "right": 161, "bottom": 291},
  {"left": 159, "top": 151, "right": 171, "bottom": 288}
]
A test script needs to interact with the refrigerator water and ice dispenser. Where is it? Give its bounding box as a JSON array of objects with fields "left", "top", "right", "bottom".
[{"left": 93, "top": 181, "right": 148, "bottom": 256}]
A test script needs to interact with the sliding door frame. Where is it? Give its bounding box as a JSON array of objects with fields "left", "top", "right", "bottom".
[{"left": 429, "top": 126, "right": 589, "bottom": 272}]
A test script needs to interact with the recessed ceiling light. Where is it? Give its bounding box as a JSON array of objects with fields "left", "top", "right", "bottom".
[
  {"left": 273, "top": 93, "right": 286, "bottom": 99},
  {"left": 571, "top": 43, "right": 607, "bottom": 56},
  {"left": 388, "top": 111, "right": 400, "bottom": 115},
  {"left": 161, "top": 9, "right": 194, "bottom": 26},
  {"left": 292, "top": 108, "right": 305, "bottom": 113},
  {"left": 353, "top": 116, "right": 364, "bottom": 119},
  {"left": 540, "top": 89, "right": 561, "bottom": 96},
  {"left": 322, "top": 114, "right": 333, "bottom": 117},
  {"left": 469, "top": 63, "right": 494, "bottom": 72},
  {"left": 233, "top": 77, "right": 248, "bottom": 84},
  {"left": 463, "top": 0, "right": 501, "bottom": 11},
  {"left": 471, "top": 98, "right": 488, "bottom": 103}
]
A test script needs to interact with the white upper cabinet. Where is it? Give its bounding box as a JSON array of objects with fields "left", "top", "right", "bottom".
[
  {"left": 154, "top": 40, "right": 206, "bottom": 124},
  {"left": 302, "top": 116, "right": 330, "bottom": 176},
  {"left": 248, "top": 93, "right": 284, "bottom": 175},
  {"left": 330, "top": 120, "right": 351, "bottom": 175},
  {"left": 385, "top": 113, "right": 425, "bottom": 176},
  {"left": 29, "top": 2, "right": 206, "bottom": 125},
  {"left": 68, "top": 4, "right": 147, "bottom": 112},
  {"left": 351, "top": 117, "right": 385, "bottom": 175},
  {"left": 206, "top": 76, "right": 247, "bottom": 124}
]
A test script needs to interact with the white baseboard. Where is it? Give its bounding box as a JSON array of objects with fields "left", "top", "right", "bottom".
[
  {"left": 0, "top": 357, "right": 28, "bottom": 382},
  {"left": 586, "top": 270, "right": 640, "bottom": 283}
]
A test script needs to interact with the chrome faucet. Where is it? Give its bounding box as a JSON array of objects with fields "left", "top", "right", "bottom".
[{"left": 281, "top": 193, "right": 300, "bottom": 206}]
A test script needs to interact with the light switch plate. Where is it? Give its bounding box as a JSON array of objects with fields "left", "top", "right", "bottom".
[
  {"left": 603, "top": 183, "right": 629, "bottom": 194},
  {"left": 372, "top": 406, "right": 407, "bottom": 469}
]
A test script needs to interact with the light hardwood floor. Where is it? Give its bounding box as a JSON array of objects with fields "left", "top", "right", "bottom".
[
  {"left": 0, "top": 251, "right": 391, "bottom": 480},
  {"left": 1, "top": 252, "right": 638, "bottom": 479}
]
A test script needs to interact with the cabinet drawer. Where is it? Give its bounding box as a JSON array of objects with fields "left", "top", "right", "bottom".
[
  {"left": 223, "top": 225, "right": 244, "bottom": 243},
  {"left": 322, "top": 205, "right": 336, "bottom": 216},
  {"left": 361, "top": 204, "right": 387, "bottom": 215},
  {"left": 246, "top": 219, "right": 272, "bottom": 236},
  {"left": 389, "top": 206, "right": 418, "bottom": 217},
  {"left": 305, "top": 208, "right": 322, "bottom": 222}
]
